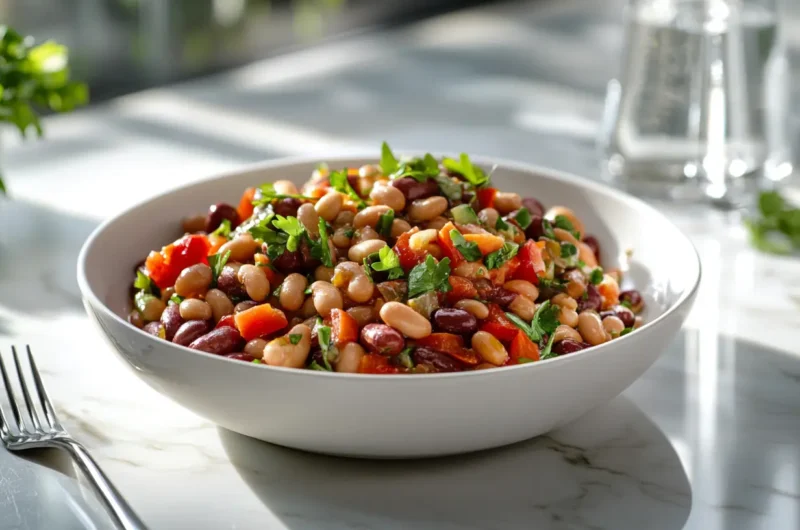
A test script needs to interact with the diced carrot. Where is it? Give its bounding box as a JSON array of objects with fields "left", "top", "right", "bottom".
[
  {"left": 359, "top": 354, "right": 400, "bottom": 374},
  {"left": 462, "top": 233, "right": 505, "bottom": 255},
  {"left": 489, "top": 255, "right": 520, "bottom": 285},
  {"left": 445, "top": 348, "right": 480, "bottom": 366},
  {"left": 509, "top": 331, "right": 540, "bottom": 364},
  {"left": 437, "top": 222, "right": 465, "bottom": 266},
  {"left": 446, "top": 276, "right": 478, "bottom": 304},
  {"left": 237, "top": 187, "right": 257, "bottom": 221},
  {"left": 208, "top": 234, "right": 227, "bottom": 255},
  {"left": 234, "top": 304, "right": 288, "bottom": 341},
  {"left": 416, "top": 333, "right": 464, "bottom": 351},
  {"left": 331, "top": 308, "right": 359, "bottom": 346}
]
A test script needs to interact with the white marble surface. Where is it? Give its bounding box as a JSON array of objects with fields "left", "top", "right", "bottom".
[{"left": 1, "top": 0, "right": 800, "bottom": 529}]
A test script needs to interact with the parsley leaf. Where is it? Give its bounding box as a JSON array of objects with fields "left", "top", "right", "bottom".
[
  {"left": 589, "top": 268, "right": 604, "bottom": 285},
  {"left": 554, "top": 215, "right": 580, "bottom": 239},
  {"left": 272, "top": 215, "right": 305, "bottom": 252},
  {"left": 532, "top": 301, "right": 561, "bottom": 338},
  {"left": 317, "top": 325, "right": 335, "bottom": 371},
  {"left": 434, "top": 175, "right": 463, "bottom": 201},
  {"left": 362, "top": 258, "right": 374, "bottom": 282},
  {"left": 134, "top": 271, "right": 152, "bottom": 293},
  {"left": 170, "top": 294, "right": 184, "bottom": 305},
  {"left": 505, "top": 312, "right": 536, "bottom": 341},
  {"left": 252, "top": 359, "right": 262, "bottom": 364},
  {"left": 208, "top": 250, "right": 232, "bottom": 284},
  {"left": 289, "top": 333, "right": 303, "bottom": 345},
  {"left": 253, "top": 183, "right": 315, "bottom": 205},
  {"left": 407, "top": 255, "right": 452, "bottom": 298},
  {"left": 381, "top": 141, "right": 399, "bottom": 175},
  {"left": 376, "top": 209, "right": 395, "bottom": 238},
  {"left": 329, "top": 169, "right": 366, "bottom": 208},
  {"left": 745, "top": 191, "right": 800, "bottom": 255},
  {"left": 620, "top": 300, "right": 633, "bottom": 309},
  {"left": 442, "top": 153, "right": 489, "bottom": 188},
  {"left": 450, "top": 229, "right": 482, "bottom": 262},
  {"left": 371, "top": 246, "right": 405, "bottom": 280},
  {"left": 485, "top": 242, "right": 519, "bottom": 270},
  {"left": 272, "top": 283, "right": 283, "bottom": 297},
  {"left": 315, "top": 218, "right": 334, "bottom": 267},
  {"left": 512, "top": 208, "right": 532, "bottom": 230},
  {"left": 343, "top": 227, "right": 355, "bottom": 238},
  {"left": 495, "top": 217, "right": 510, "bottom": 231},
  {"left": 210, "top": 219, "right": 232, "bottom": 238},
  {"left": 540, "top": 333, "right": 558, "bottom": 360},
  {"left": 541, "top": 218, "right": 556, "bottom": 239},
  {"left": 620, "top": 327, "right": 634, "bottom": 336},
  {"left": 560, "top": 242, "right": 578, "bottom": 258},
  {"left": 398, "top": 347, "right": 415, "bottom": 369}
]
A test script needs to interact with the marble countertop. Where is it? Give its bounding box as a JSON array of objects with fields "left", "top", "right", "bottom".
[{"left": 1, "top": 0, "right": 800, "bottom": 529}]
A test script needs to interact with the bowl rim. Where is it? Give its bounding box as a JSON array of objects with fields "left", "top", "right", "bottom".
[{"left": 77, "top": 152, "right": 702, "bottom": 381}]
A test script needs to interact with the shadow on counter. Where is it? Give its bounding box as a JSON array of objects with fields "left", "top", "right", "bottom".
[{"left": 219, "top": 393, "right": 692, "bottom": 530}]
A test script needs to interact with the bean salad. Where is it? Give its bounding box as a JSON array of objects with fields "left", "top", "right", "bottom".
[{"left": 129, "top": 144, "right": 645, "bottom": 374}]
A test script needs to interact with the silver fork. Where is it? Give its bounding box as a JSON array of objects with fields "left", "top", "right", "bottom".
[{"left": 0, "top": 346, "right": 147, "bottom": 530}]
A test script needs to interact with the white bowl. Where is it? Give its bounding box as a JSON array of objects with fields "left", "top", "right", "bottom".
[{"left": 77, "top": 155, "right": 700, "bottom": 458}]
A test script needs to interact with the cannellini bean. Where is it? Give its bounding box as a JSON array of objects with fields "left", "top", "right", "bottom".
[
  {"left": 354, "top": 205, "right": 392, "bottom": 229},
  {"left": 478, "top": 207, "right": 499, "bottom": 228},
  {"left": 509, "top": 295, "right": 536, "bottom": 321},
  {"left": 348, "top": 239, "right": 387, "bottom": 263},
  {"left": 379, "top": 302, "right": 432, "bottom": 339},
  {"left": 262, "top": 324, "right": 312, "bottom": 368},
  {"left": 545, "top": 206, "right": 585, "bottom": 238},
  {"left": 314, "top": 191, "right": 343, "bottom": 222},
  {"left": 336, "top": 342, "right": 366, "bottom": 373},
  {"left": 503, "top": 280, "right": 539, "bottom": 301},
  {"left": 218, "top": 234, "right": 259, "bottom": 262},
  {"left": 205, "top": 289, "right": 234, "bottom": 322},
  {"left": 370, "top": 185, "right": 406, "bottom": 212},
  {"left": 454, "top": 299, "right": 489, "bottom": 319},
  {"left": 244, "top": 338, "right": 268, "bottom": 357},
  {"left": 558, "top": 308, "right": 579, "bottom": 328},
  {"left": 174, "top": 264, "right": 213, "bottom": 298},
  {"left": 179, "top": 299, "right": 212, "bottom": 321},
  {"left": 279, "top": 273, "right": 308, "bottom": 311},
  {"left": 390, "top": 218, "right": 412, "bottom": 238},
  {"left": 297, "top": 203, "right": 320, "bottom": 237},
  {"left": 273, "top": 180, "right": 299, "bottom": 195},
  {"left": 314, "top": 266, "right": 335, "bottom": 282},
  {"left": 552, "top": 293, "right": 578, "bottom": 311},
  {"left": 578, "top": 311, "right": 609, "bottom": 346},
  {"left": 237, "top": 264, "right": 270, "bottom": 302},
  {"left": 407, "top": 196, "right": 448, "bottom": 222},
  {"left": 453, "top": 262, "right": 490, "bottom": 279},
  {"left": 471, "top": 331, "right": 509, "bottom": 365},
  {"left": 602, "top": 315, "right": 625, "bottom": 337},
  {"left": 553, "top": 325, "right": 582, "bottom": 343},
  {"left": 310, "top": 281, "right": 343, "bottom": 317},
  {"left": 493, "top": 192, "right": 522, "bottom": 215},
  {"left": 409, "top": 229, "right": 439, "bottom": 251}
]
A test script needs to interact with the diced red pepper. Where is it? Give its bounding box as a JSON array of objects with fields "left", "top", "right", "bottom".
[
  {"left": 480, "top": 303, "right": 520, "bottom": 342},
  {"left": 416, "top": 333, "right": 480, "bottom": 366},
  {"left": 476, "top": 187, "right": 497, "bottom": 210},
  {"left": 145, "top": 234, "right": 211, "bottom": 289},
  {"left": 509, "top": 331, "right": 540, "bottom": 364},
  {"left": 331, "top": 308, "right": 359, "bottom": 346},
  {"left": 358, "top": 353, "right": 400, "bottom": 374},
  {"left": 515, "top": 240, "right": 546, "bottom": 285},
  {"left": 446, "top": 276, "right": 478, "bottom": 304},
  {"left": 393, "top": 228, "right": 427, "bottom": 272},
  {"left": 233, "top": 303, "right": 288, "bottom": 341},
  {"left": 437, "top": 222, "right": 465, "bottom": 267},
  {"left": 237, "top": 187, "right": 257, "bottom": 221},
  {"left": 489, "top": 255, "right": 521, "bottom": 285},
  {"left": 216, "top": 314, "right": 236, "bottom": 330}
]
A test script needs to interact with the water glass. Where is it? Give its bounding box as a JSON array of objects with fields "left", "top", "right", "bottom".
[{"left": 599, "top": 0, "right": 792, "bottom": 208}]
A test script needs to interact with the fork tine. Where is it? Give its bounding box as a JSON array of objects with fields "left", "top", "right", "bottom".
[
  {"left": 26, "top": 346, "right": 63, "bottom": 431},
  {"left": 12, "top": 346, "right": 43, "bottom": 433},
  {"left": 0, "top": 350, "right": 25, "bottom": 435}
]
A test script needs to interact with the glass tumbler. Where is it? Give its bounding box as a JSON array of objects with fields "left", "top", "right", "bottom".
[{"left": 599, "top": 0, "right": 792, "bottom": 208}]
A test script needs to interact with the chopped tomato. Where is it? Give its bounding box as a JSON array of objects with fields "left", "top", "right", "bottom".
[
  {"left": 331, "top": 308, "right": 359, "bottom": 346},
  {"left": 237, "top": 187, "right": 257, "bottom": 221},
  {"left": 480, "top": 303, "right": 519, "bottom": 342},
  {"left": 515, "top": 240, "right": 546, "bottom": 285},
  {"left": 393, "top": 228, "right": 427, "bottom": 272},
  {"left": 145, "top": 234, "right": 211, "bottom": 289},
  {"left": 216, "top": 314, "right": 236, "bottom": 329},
  {"left": 437, "top": 222, "right": 465, "bottom": 266},
  {"left": 489, "top": 255, "right": 520, "bottom": 285},
  {"left": 234, "top": 303, "right": 288, "bottom": 341},
  {"left": 446, "top": 348, "right": 480, "bottom": 366},
  {"left": 509, "top": 331, "right": 540, "bottom": 363},
  {"left": 462, "top": 233, "right": 505, "bottom": 255},
  {"left": 359, "top": 354, "right": 400, "bottom": 374},
  {"left": 416, "top": 333, "right": 464, "bottom": 351},
  {"left": 476, "top": 187, "right": 497, "bottom": 210},
  {"left": 446, "top": 276, "right": 478, "bottom": 304}
]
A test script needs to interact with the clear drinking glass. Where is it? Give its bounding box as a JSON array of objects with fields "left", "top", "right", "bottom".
[{"left": 599, "top": 0, "right": 792, "bottom": 208}]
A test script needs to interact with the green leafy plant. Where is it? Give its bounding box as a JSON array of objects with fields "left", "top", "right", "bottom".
[
  {"left": 745, "top": 191, "right": 800, "bottom": 255},
  {"left": 0, "top": 26, "right": 89, "bottom": 193}
]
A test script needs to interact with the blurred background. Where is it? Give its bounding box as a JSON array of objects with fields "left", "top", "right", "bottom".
[{"left": 1, "top": 0, "right": 503, "bottom": 102}]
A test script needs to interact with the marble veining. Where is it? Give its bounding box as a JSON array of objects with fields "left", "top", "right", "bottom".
[{"left": 1, "top": 0, "right": 799, "bottom": 528}]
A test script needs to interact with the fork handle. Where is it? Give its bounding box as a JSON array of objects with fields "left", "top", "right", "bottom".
[{"left": 57, "top": 439, "right": 148, "bottom": 530}]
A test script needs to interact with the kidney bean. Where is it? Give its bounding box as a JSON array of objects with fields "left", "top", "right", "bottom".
[
  {"left": 552, "top": 339, "right": 587, "bottom": 355},
  {"left": 620, "top": 290, "right": 644, "bottom": 313},
  {"left": 432, "top": 308, "right": 478, "bottom": 334},
  {"left": 143, "top": 321, "right": 165, "bottom": 337},
  {"left": 172, "top": 320, "right": 211, "bottom": 347},
  {"left": 272, "top": 197, "right": 302, "bottom": 217},
  {"left": 227, "top": 353, "right": 257, "bottom": 362},
  {"left": 189, "top": 326, "right": 243, "bottom": 355},
  {"left": 525, "top": 215, "right": 545, "bottom": 240},
  {"left": 600, "top": 305, "right": 635, "bottom": 328},
  {"left": 205, "top": 202, "right": 240, "bottom": 233},
  {"left": 160, "top": 304, "right": 183, "bottom": 341},
  {"left": 234, "top": 300, "right": 259, "bottom": 313},
  {"left": 412, "top": 346, "right": 463, "bottom": 372},
  {"left": 522, "top": 197, "right": 545, "bottom": 217},
  {"left": 217, "top": 264, "right": 247, "bottom": 300},
  {"left": 475, "top": 280, "right": 517, "bottom": 307},
  {"left": 390, "top": 177, "right": 439, "bottom": 201},
  {"left": 582, "top": 235, "right": 601, "bottom": 261},
  {"left": 577, "top": 284, "right": 602, "bottom": 313},
  {"left": 360, "top": 323, "right": 405, "bottom": 356}
]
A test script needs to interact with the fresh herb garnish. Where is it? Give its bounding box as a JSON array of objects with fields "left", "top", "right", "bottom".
[
  {"left": 329, "top": 169, "right": 366, "bottom": 208},
  {"left": 343, "top": 227, "right": 355, "bottom": 238},
  {"left": 272, "top": 215, "right": 305, "bottom": 252},
  {"left": 620, "top": 327, "right": 634, "bottom": 336},
  {"left": 485, "top": 242, "right": 519, "bottom": 270},
  {"left": 518, "top": 357, "right": 536, "bottom": 364},
  {"left": 317, "top": 325, "right": 335, "bottom": 371},
  {"left": 362, "top": 257, "right": 374, "bottom": 282},
  {"left": 397, "top": 347, "right": 415, "bottom": 369},
  {"left": 210, "top": 219, "right": 232, "bottom": 238},
  {"left": 540, "top": 333, "right": 558, "bottom": 360},
  {"left": 170, "top": 294, "right": 184, "bottom": 305},
  {"left": 133, "top": 291, "right": 157, "bottom": 314},
  {"left": 495, "top": 217, "right": 510, "bottom": 231},
  {"left": 512, "top": 208, "right": 532, "bottom": 230},
  {"left": 554, "top": 215, "right": 580, "bottom": 239},
  {"left": 442, "top": 153, "right": 490, "bottom": 188},
  {"left": 254, "top": 182, "right": 315, "bottom": 205},
  {"left": 407, "top": 255, "right": 452, "bottom": 298},
  {"left": 272, "top": 283, "right": 283, "bottom": 297},
  {"left": 434, "top": 175, "right": 463, "bottom": 201},
  {"left": 304, "top": 286, "right": 312, "bottom": 295},
  {"left": 376, "top": 209, "right": 395, "bottom": 238},
  {"left": 208, "top": 250, "right": 232, "bottom": 284},
  {"left": 505, "top": 300, "right": 560, "bottom": 343},
  {"left": 449, "top": 229, "right": 482, "bottom": 262},
  {"left": 589, "top": 268, "right": 604, "bottom": 285},
  {"left": 314, "top": 218, "right": 334, "bottom": 267},
  {"left": 252, "top": 359, "right": 262, "bottom": 364},
  {"left": 745, "top": 191, "right": 800, "bottom": 254},
  {"left": 621, "top": 300, "right": 633, "bottom": 309},
  {"left": 134, "top": 271, "right": 152, "bottom": 292},
  {"left": 370, "top": 246, "right": 405, "bottom": 280},
  {"left": 380, "top": 141, "right": 399, "bottom": 175},
  {"left": 289, "top": 333, "right": 303, "bottom": 345},
  {"left": 541, "top": 218, "right": 556, "bottom": 239},
  {"left": 451, "top": 204, "right": 479, "bottom": 225},
  {"left": 560, "top": 242, "right": 578, "bottom": 258}
]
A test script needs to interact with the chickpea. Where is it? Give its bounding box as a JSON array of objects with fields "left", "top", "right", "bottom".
[
  {"left": 552, "top": 293, "right": 578, "bottom": 311},
  {"left": 314, "top": 266, "right": 334, "bottom": 283},
  {"left": 333, "top": 210, "right": 355, "bottom": 228},
  {"left": 244, "top": 338, "right": 268, "bottom": 357},
  {"left": 425, "top": 216, "right": 449, "bottom": 231},
  {"left": 352, "top": 226, "right": 381, "bottom": 244},
  {"left": 332, "top": 227, "right": 352, "bottom": 248},
  {"left": 553, "top": 325, "right": 583, "bottom": 343},
  {"left": 138, "top": 295, "right": 166, "bottom": 322},
  {"left": 558, "top": 308, "right": 579, "bottom": 328}
]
